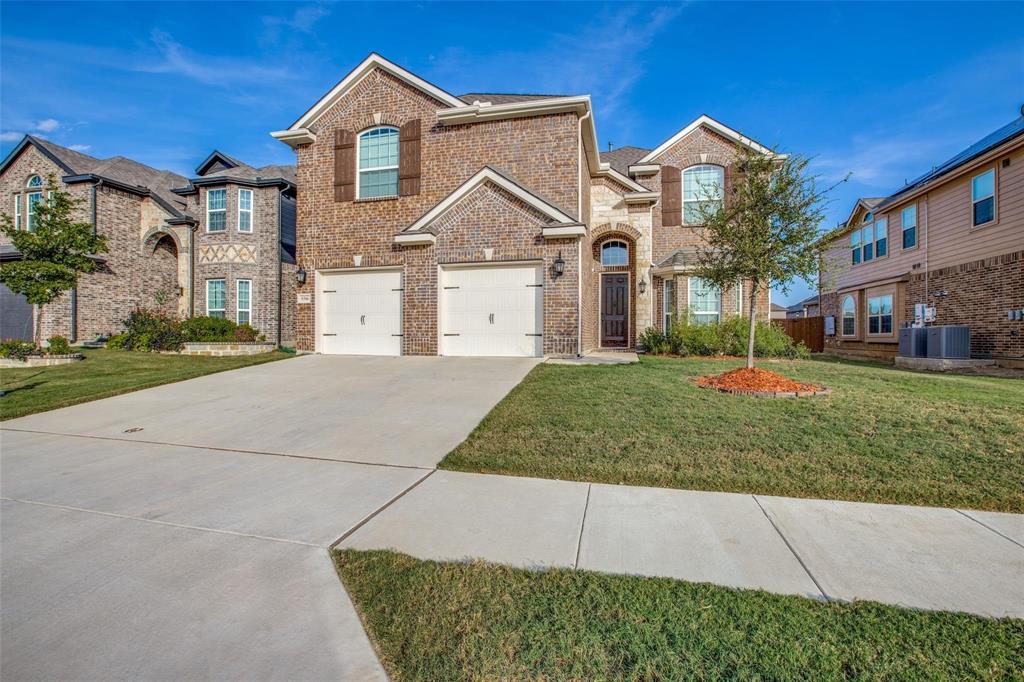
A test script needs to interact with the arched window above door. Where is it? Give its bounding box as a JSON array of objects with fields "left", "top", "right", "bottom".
[{"left": 601, "top": 240, "right": 628, "bottom": 266}]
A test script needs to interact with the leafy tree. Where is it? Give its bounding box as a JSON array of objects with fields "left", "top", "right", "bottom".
[
  {"left": 0, "top": 175, "right": 108, "bottom": 343},
  {"left": 692, "top": 144, "right": 843, "bottom": 369}
]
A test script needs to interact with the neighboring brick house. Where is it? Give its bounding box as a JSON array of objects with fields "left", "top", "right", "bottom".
[
  {"left": 271, "top": 53, "right": 774, "bottom": 357},
  {"left": 0, "top": 139, "right": 296, "bottom": 345},
  {"left": 819, "top": 111, "right": 1024, "bottom": 363},
  {"left": 785, "top": 294, "right": 820, "bottom": 319}
]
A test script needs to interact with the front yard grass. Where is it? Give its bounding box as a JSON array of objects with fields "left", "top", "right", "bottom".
[
  {"left": 441, "top": 356, "right": 1024, "bottom": 512},
  {"left": 336, "top": 549, "right": 1024, "bottom": 681},
  {"left": 0, "top": 348, "right": 292, "bottom": 420}
]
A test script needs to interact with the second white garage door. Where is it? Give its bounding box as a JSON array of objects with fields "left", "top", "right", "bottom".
[
  {"left": 440, "top": 264, "right": 543, "bottom": 357},
  {"left": 319, "top": 270, "right": 402, "bottom": 356}
]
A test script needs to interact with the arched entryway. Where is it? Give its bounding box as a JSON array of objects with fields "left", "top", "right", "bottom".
[
  {"left": 142, "top": 229, "right": 185, "bottom": 316},
  {"left": 591, "top": 232, "right": 637, "bottom": 349}
]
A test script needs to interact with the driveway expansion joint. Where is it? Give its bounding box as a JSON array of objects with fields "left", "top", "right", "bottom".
[
  {"left": 329, "top": 469, "right": 437, "bottom": 549},
  {"left": 752, "top": 495, "right": 830, "bottom": 601},
  {"left": 573, "top": 483, "right": 592, "bottom": 569}
]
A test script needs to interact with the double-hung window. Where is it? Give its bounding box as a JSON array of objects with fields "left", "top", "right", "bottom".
[
  {"left": 206, "top": 279, "right": 226, "bottom": 318},
  {"left": 207, "top": 189, "right": 227, "bottom": 232},
  {"left": 238, "top": 189, "right": 253, "bottom": 233},
  {"left": 854, "top": 212, "right": 887, "bottom": 263},
  {"left": 26, "top": 192, "right": 42, "bottom": 231},
  {"left": 841, "top": 295, "right": 856, "bottom": 336},
  {"left": 236, "top": 279, "right": 251, "bottom": 325},
  {"left": 663, "top": 279, "right": 675, "bottom": 330},
  {"left": 901, "top": 204, "right": 917, "bottom": 249},
  {"left": 873, "top": 217, "right": 887, "bottom": 257},
  {"left": 972, "top": 169, "right": 995, "bottom": 226},
  {"left": 13, "top": 195, "right": 21, "bottom": 230},
  {"left": 688, "top": 277, "right": 721, "bottom": 325},
  {"left": 867, "top": 294, "right": 893, "bottom": 335},
  {"left": 682, "top": 165, "right": 724, "bottom": 225},
  {"left": 851, "top": 229, "right": 862, "bottom": 264},
  {"left": 358, "top": 127, "right": 399, "bottom": 199}
]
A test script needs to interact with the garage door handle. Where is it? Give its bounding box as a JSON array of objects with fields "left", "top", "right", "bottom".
[
  {"left": 322, "top": 290, "right": 336, "bottom": 293},
  {"left": 322, "top": 333, "right": 337, "bottom": 336},
  {"left": 360, "top": 315, "right": 365, "bottom": 325},
  {"left": 526, "top": 284, "right": 543, "bottom": 288},
  {"left": 443, "top": 333, "right": 460, "bottom": 336},
  {"left": 489, "top": 313, "right": 494, "bottom": 324},
  {"left": 525, "top": 333, "right": 542, "bottom": 337}
]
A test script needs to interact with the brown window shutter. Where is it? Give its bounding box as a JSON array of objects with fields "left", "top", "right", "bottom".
[
  {"left": 724, "top": 164, "right": 733, "bottom": 210},
  {"left": 398, "top": 119, "right": 421, "bottom": 196},
  {"left": 334, "top": 129, "right": 356, "bottom": 202},
  {"left": 661, "top": 165, "right": 681, "bottom": 226}
]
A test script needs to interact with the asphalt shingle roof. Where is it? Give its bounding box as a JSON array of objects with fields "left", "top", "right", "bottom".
[
  {"left": 601, "top": 146, "right": 651, "bottom": 175},
  {"left": 655, "top": 247, "right": 701, "bottom": 269},
  {"left": 457, "top": 93, "right": 570, "bottom": 105}
]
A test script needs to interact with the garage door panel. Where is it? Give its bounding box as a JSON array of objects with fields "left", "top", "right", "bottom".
[
  {"left": 440, "top": 264, "right": 543, "bottom": 357},
  {"left": 320, "top": 271, "right": 402, "bottom": 356}
]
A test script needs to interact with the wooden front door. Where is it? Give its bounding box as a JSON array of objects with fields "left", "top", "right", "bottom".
[{"left": 601, "top": 273, "right": 629, "bottom": 347}]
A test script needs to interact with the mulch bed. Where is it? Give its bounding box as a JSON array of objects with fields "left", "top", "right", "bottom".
[{"left": 696, "top": 367, "right": 830, "bottom": 398}]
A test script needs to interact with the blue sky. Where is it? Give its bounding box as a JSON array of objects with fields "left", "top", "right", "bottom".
[{"left": 2, "top": 1, "right": 1022, "bottom": 305}]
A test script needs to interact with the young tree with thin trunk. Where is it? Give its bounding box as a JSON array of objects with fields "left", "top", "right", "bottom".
[
  {"left": 0, "top": 175, "right": 107, "bottom": 344},
  {"left": 693, "top": 144, "right": 839, "bottom": 369}
]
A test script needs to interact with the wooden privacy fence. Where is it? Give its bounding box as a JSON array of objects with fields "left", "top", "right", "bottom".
[{"left": 777, "top": 316, "right": 824, "bottom": 353}]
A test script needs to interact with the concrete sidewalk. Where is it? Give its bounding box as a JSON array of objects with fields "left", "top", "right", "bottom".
[{"left": 342, "top": 470, "right": 1024, "bottom": 619}]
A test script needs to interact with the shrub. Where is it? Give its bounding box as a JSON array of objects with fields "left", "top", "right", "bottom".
[
  {"left": 119, "top": 308, "right": 183, "bottom": 352},
  {"left": 106, "top": 332, "right": 129, "bottom": 350},
  {"left": 0, "top": 339, "right": 39, "bottom": 360},
  {"left": 233, "top": 324, "right": 258, "bottom": 343},
  {"left": 46, "top": 335, "right": 72, "bottom": 355},
  {"left": 179, "top": 316, "right": 237, "bottom": 342},
  {"left": 643, "top": 316, "right": 809, "bottom": 359}
]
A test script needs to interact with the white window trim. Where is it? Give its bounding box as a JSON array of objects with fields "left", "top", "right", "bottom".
[
  {"left": 356, "top": 126, "right": 400, "bottom": 200},
  {"left": 866, "top": 294, "right": 893, "bottom": 337},
  {"left": 688, "top": 276, "right": 722, "bottom": 325},
  {"left": 26, "top": 175, "right": 42, "bottom": 188},
  {"left": 735, "top": 281, "right": 743, "bottom": 316},
  {"left": 971, "top": 168, "right": 996, "bottom": 227},
  {"left": 206, "top": 189, "right": 227, "bottom": 233},
  {"left": 841, "top": 295, "right": 856, "bottom": 337},
  {"left": 853, "top": 215, "right": 888, "bottom": 264},
  {"left": 237, "top": 188, "right": 254, "bottom": 233},
  {"left": 236, "top": 279, "right": 252, "bottom": 325},
  {"left": 206, "top": 279, "right": 226, "bottom": 317},
  {"left": 682, "top": 164, "right": 724, "bottom": 226},
  {"left": 663, "top": 279, "right": 674, "bottom": 330},
  {"left": 601, "top": 240, "right": 629, "bottom": 267},
  {"left": 901, "top": 204, "right": 918, "bottom": 249},
  {"left": 13, "top": 195, "right": 21, "bottom": 230},
  {"left": 26, "top": 191, "right": 42, "bottom": 230}
]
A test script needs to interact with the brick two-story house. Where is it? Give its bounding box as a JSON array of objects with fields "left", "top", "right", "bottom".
[
  {"left": 819, "top": 111, "right": 1024, "bottom": 363},
  {"left": 271, "top": 53, "right": 772, "bottom": 357},
  {"left": 0, "top": 139, "right": 296, "bottom": 345}
]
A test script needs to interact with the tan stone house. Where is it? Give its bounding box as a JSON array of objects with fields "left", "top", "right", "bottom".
[
  {"left": 819, "top": 112, "right": 1024, "bottom": 362},
  {"left": 272, "top": 53, "right": 772, "bottom": 357},
  {"left": 0, "top": 139, "right": 296, "bottom": 345}
]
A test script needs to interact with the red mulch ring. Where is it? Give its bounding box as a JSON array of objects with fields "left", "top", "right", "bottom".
[{"left": 696, "top": 367, "right": 829, "bottom": 398}]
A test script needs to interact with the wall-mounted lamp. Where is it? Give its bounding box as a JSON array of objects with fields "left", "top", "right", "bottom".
[
  {"left": 296, "top": 266, "right": 307, "bottom": 285},
  {"left": 175, "top": 286, "right": 184, "bottom": 297},
  {"left": 552, "top": 251, "right": 565, "bottom": 279},
  {"left": 638, "top": 278, "right": 647, "bottom": 295}
]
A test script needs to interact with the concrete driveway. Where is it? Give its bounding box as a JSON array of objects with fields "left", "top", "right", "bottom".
[{"left": 1, "top": 354, "right": 538, "bottom": 680}]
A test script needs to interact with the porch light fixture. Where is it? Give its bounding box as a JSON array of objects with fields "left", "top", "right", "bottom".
[
  {"left": 296, "top": 266, "right": 307, "bottom": 285},
  {"left": 638, "top": 278, "right": 647, "bottom": 294},
  {"left": 552, "top": 251, "right": 565, "bottom": 279}
]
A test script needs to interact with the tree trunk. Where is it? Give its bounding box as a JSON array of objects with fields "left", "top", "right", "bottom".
[
  {"left": 746, "top": 282, "right": 758, "bottom": 369},
  {"left": 35, "top": 304, "right": 42, "bottom": 347}
]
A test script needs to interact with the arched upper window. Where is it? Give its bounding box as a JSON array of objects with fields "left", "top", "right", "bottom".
[
  {"left": 601, "top": 240, "right": 628, "bottom": 266},
  {"left": 682, "top": 165, "right": 724, "bottom": 224},
  {"left": 358, "top": 127, "right": 399, "bottom": 199},
  {"left": 841, "top": 295, "right": 856, "bottom": 336},
  {"left": 26, "top": 175, "right": 43, "bottom": 188}
]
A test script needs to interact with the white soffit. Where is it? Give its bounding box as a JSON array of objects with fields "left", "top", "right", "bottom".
[
  {"left": 402, "top": 166, "right": 577, "bottom": 234},
  {"left": 637, "top": 115, "right": 783, "bottom": 163}
]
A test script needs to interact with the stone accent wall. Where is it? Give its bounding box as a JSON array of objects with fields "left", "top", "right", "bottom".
[
  {"left": 191, "top": 184, "right": 290, "bottom": 344},
  {"left": 292, "top": 68, "right": 581, "bottom": 354}
]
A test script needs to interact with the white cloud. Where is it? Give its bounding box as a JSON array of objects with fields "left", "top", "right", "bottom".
[
  {"left": 138, "top": 30, "right": 294, "bottom": 87},
  {"left": 0, "top": 131, "right": 23, "bottom": 141},
  {"left": 34, "top": 118, "right": 59, "bottom": 132}
]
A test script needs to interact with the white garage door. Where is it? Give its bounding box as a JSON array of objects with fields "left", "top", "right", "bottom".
[
  {"left": 319, "top": 270, "right": 402, "bottom": 356},
  {"left": 440, "top": 264, "right": 543, "bottom": 357}
]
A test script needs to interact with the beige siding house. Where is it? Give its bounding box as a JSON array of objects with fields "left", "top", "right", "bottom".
[{"left": 819, "top": 111, "right": 1024, "bottom": 362}]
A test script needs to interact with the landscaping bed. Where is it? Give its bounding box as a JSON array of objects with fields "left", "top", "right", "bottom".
[
  {"left": 335, "top": 549, "right": 1024, "bottom": 682},
  {"left": 0, "top": 347, "right": 292, "bottom": 420},
  {"left": 441, "top": 355, "right": 1024, "bottom": 512},
  {"left": 696, "top": 366, "right": 830, "bottom": 397},
  {"left": 0, "top": 353, "right": 83, "bottom": 368}
]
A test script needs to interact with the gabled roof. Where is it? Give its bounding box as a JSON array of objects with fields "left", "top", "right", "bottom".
[
  {"left": 654, "top": 247, "right": 701, "bottom": 269},
  {"left": 458, "top": 93, "right": 570, "bottom": 105},
  {"left": 841, "top": 196, "right": 885, "bottom": 229},
  {"left": 879, "top": 113, "right": 1024, "bottom": 208},
  {"left": 195, "top": 150, "right": 244, "bottom": 176},
  {"left": 401, "top": 165, "right": 578, "bottom": 237},
  {"left": 602, "top": 146, "right": 650, "bottom": 175},
  {"left": 285, "top": 53, "right": 465, "bottom": 132},
  {"left": 787, "top": 294, "right": 820, "bottom": 312},
  {"left": 0, "top": 135, "right": 190, "bottom": 218},
  {"left": 636, "top": 115, "right": 780, "bottom": 164}
]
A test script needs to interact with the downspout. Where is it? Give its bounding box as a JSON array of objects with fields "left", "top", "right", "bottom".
[{"left": 577, "top": 110, "right": 591, "bottom": 357}]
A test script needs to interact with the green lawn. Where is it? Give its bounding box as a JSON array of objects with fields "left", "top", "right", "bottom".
[
  {"left": 0, "top": 348, "right": 292, "bottom": 420},
  {"left": 441, "top": 356, "right": 1024, "bottom": 512},
  {"left": 336, "top": 549, "right": 1024, "bottom": 682}
]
